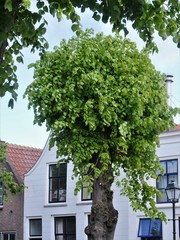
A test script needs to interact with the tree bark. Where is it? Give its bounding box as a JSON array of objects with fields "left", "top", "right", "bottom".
[{"left": 85, "top": 165, "right": 118, "bottom": 240}]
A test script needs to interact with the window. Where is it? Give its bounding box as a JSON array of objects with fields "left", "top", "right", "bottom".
[
  {"left": 0, "top": 232, "right": 16, "bottom": 240},
  {"left": 138, "top": 218, "right": 162, "bottom": 240},
  {"left": 82, "top": 182, "right": 92, "bottom": 201},
  {"left": 29, "top": 219, "right": 42, "bottom": 240},
  {"left": 49, "top": 163, "right": 67, "bottom": 203},
  {"left": 157, "top": 159, "right": 178, "bottom": 203},
  {"left": 55, "top": 216, "right": 76, "bottom": 240},
  {"left": 0, "top": 180, "right": 3, "bottom": 205}
]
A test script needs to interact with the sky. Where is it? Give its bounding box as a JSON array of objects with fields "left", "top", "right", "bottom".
[{"left": 0, "top": 5, "right": 180, "bottom": 149}]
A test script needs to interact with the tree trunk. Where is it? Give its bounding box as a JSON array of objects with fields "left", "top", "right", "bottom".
[{"left": 85, "top": 165, "right": 118, "bottom": 240}]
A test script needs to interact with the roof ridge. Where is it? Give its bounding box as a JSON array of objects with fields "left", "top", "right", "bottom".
[{"left": 7, "top": 143, "right": 42, "bottom": 150}]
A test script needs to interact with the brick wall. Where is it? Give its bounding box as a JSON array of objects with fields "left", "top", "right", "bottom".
[
  {"left": 0, "top": 191, "right": 23, "bottom": 240},
  {"left": 0, "top": 162, "right": 24, "bottom": 240}
]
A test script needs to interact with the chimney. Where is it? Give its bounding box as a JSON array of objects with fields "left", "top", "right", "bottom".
[{"left": 165, "top": 74, "right": 173, "bottom": 107}]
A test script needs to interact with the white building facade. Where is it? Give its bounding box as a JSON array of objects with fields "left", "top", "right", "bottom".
[{"left": 24, "top": 127, "right": 180, "bottom": 240}]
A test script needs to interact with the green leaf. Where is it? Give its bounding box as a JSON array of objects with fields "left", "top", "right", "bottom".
[
  {"left": 71, "top": 24, "right": 79, "bottom": 32},
  {"left": 16, "top": 56, "right": 23, "bottom": 63},
  {"left": 93, "top": 12, "right": 101, "bottom": 21},
  {"left": 36, "top": 1, "right": 44, "bottom": 9},
  {"left": 43, "top": 5, "right": 48, "bottom": 12},
  {"left": 8, "top": 98, "right": 14, "bottom": 109},
  {"left": 22, "top": 0, "right": 31, "bottom": 8},
  {"left": 4, "top": 0, "right": 12, "bottom": 11}
]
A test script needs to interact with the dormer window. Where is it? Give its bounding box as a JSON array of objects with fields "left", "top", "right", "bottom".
[{"left": 49, "top": 163, "right": 67, "bottom": 203}]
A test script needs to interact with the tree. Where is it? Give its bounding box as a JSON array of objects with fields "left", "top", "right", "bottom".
[
  {"left": 25, "top": 30, "right": 178, "bottom": 239},
  {"left": 0, "top": 0, "right": 180, "bottom": 104},
  {"left": 0, "top": 142, "right": 24, "bottom": 201}
]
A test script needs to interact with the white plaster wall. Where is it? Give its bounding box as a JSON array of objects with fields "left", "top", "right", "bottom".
[{"left": 157, "top": 132, "right": 180, "bottom": 158}]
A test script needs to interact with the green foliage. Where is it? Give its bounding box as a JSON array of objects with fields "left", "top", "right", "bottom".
[
  {"left": 0, "top": 0, "right": 179, "bottom": 103},
  {"left": 0, "top": 0, "right": 49, "bottom": 104},
  {"left": 25, "top": 30, "right": 178, "bottom": 219},
  {"left": 4, "top": 0, "right": 12, "bottom": 11},
  {"left": 0, "top": 142, "right": 24, "bottom": 200}
]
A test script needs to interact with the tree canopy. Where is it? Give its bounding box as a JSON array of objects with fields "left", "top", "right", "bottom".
[
  {"left": 25, "top": 30, "right": 178, "bottom": 224},
  {"left": 0, "top": 0, "right": 180, "bottom": 104},
  {"left": 0, "top": 142, "right": 24, "bottom": 201}
]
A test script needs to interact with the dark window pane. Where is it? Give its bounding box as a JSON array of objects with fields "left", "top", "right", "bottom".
[
  {"left": 3, "top": 234, "right": 8, "bottom": 240},
  {"left": 67, "top": 236, "right": 76, "bottom": 240},
  {"left": 150, "top": 219, "right": 161, "bottom": 236},
  {"left": 141, "top": 238, "right": 161, "bottom": 240},
  {"left": 59, "top": 164, "right": 67, "bottom": 176},
  {"left": 29, "top": 238, "right": 42, "bottom": 240},
  {"left": 82, "top": 182, "right": 92, "bottom": 201},
  {"left": 138, "top": 219, "right": 150, "bottom": 236},
  {"left": 55, "top": 216, "right": 76, "bottom": 240},
  {"left": 157, "top": 176, "right": 167, "bottom": 189},
  {"left": 30, "top": 219, "right": 42, "bottom": 236},
  {"left": 157, "top": 189, "right": 167, "bottom": 203},
  {"left": 50, "top": 179, "right": 59, "bottom": 202},
  {"left": 55, "top": 218, "right": 63, "bottom": 234},
  {"left": 58, "top": 188, "right": 66, "bottom": 201},
  {"left": 55, "top": 237, "right": 64, "bottom": 240},
  {"left": 59, "top": 178, "right": 66, "bottom": 190},
  {"left": 66, "top": 217, "right": 76, "bottom": 234},
  {"left": 167, "top": 160, "right": 177, "bottom": 173},
  {"left": 82, "top": 187, "right": 91, "bottom": 200},
  {"left": 10, "top": 234, "right": 15, "bottom": 240},
  {"left": 0, "top": 181, "right": 3, "bottom": 187},
  {"left": 168, "top": 174, "right": 178, "bottom": 184},
  {"left": 50, "top": 179, "right": 66, "bottom": 202},
  {"left": 160, "top": 161, "right": 166, "bottom": 174},
  {"left": 50, "top": 165, "right": 58, "bottom": 177},
  {"left": 0, "top": 180, "right": 3, "bottom": 205},
  {"left": 50, "top": 164, "right": 67, "bottom": 177},
  {"left": 138, "top": 219, "right": 162, "bottom": 237}
]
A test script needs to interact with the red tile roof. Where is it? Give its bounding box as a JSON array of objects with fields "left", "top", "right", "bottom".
[
  {"left": 6, "top": 144, "right": 42, "bottom": 182},
  {"left": 176, "top": 124, "right": 180, "bottom": 131},
  {"left": 167, "top": 124, "right": 180, "bottom": 132}
]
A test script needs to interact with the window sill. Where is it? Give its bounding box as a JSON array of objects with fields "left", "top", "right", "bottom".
[
  {"left": 76, "top": 201, "right": 92, "bottom": 206},
  {"left": 44, "top": 203, "right": 67, "bottom": 208},
  {"left": 157, "top": 202, "right": 180, "bottom": 208}
]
